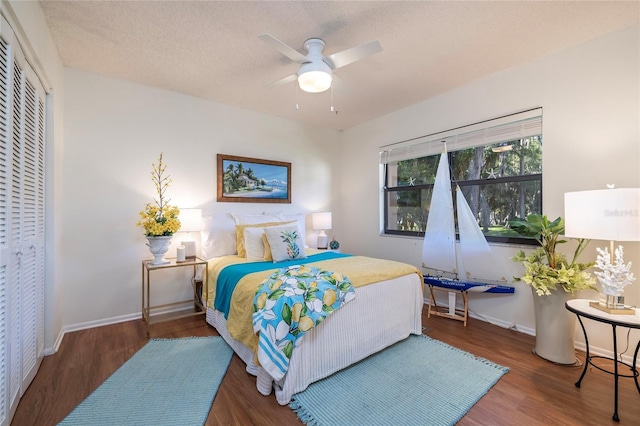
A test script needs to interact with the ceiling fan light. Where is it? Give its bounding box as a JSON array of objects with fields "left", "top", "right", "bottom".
[{"left": 298, "top": 70, "right": 332, "bottom": 93}]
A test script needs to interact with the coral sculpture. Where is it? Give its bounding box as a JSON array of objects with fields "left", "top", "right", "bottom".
[{"left": 593, "top": 246, "right": 635, "bottom": 296}]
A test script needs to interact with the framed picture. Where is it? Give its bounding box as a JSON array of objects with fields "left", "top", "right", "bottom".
[{"left": 217, "top": 154, "right": 291, "bottom": 203}]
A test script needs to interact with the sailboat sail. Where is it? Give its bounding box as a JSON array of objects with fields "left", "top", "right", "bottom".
[
  {"left": 421, "top": 148, "right": 456, "bottom": 273},
  {"left": 422, "top": 145, "right": 514, "bottom": 294},
  {"left": 456, "top": 186, "right": 494, "bottom": 281}
]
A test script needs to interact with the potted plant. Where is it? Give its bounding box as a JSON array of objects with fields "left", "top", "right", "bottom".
[
  {"left": 509, "top": 214, "right": 596, "bottom": 364},
  {"left": 137, "top": 153, "right": 181, "bottom": 265}
]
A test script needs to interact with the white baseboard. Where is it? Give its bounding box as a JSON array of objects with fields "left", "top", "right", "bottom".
[
  {"left": 45, "top": 302, "right": 193, "bottom": 355},
  {"left": 422, "top": 299, "right": 635, "bottom": 365}
]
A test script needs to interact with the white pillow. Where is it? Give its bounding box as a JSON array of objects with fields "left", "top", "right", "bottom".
[
  {"left": 244, "top": 227, "right": 268, "bottom": 261},
  {"left": 201, "top": 213, "right": 237, "bottom": 259},
  {"left": 231, "top": 212, "right": 284, "bottom": 225},
  {"left": 243, "top": 222, "right": 297, "bottom": 261},
  {"left": 264, "top": 225, "right": 306, "bottom": 262},
  {"left": 282, "top": 212, "right": 307, "bottom": 247}
]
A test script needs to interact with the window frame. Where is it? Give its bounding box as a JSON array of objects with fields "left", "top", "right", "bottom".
[{"left": 380, "top": 109, "right": 543, "bottom": 245}]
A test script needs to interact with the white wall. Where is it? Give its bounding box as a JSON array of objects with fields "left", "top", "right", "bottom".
[
  {"left": 8, "top": 0, "right": 640, "bottom": 360},
  {"left": 340, "top": 24, "right": 640, "bottom": 357},
  {"left": 61, "top": 68, "right": 340, "bottom": 335}
]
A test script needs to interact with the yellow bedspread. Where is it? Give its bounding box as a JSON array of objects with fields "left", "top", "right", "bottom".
[{"left": 206, "top": 252, "right": 422, "bottom": 354}]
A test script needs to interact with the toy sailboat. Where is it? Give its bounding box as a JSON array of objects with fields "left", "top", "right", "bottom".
[{"left": 422, "top": 144, "right": 515, "bottom": 295}]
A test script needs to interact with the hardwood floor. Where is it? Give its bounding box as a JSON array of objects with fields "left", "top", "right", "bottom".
[{"left": 12, "top": 308, "right": 640, "bottom": 425}]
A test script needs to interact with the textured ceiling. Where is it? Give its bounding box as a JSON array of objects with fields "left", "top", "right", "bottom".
[{"left": 40, "top": 1, "right": 639, "bottom": 130}]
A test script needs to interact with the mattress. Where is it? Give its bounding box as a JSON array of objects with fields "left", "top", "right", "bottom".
[{"left": 205, "top": 255, "right": 424, "bottom": 405}]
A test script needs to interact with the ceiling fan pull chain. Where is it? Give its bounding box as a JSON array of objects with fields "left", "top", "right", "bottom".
[
  {"left": 330, "top": 86, "right": 337, "bottom": 115},
  {"left": 295, "top": 84, "right": 300, "bottom": 110},
  {"left": 330, "top": 85, "right": 334, "bottom": 112}
]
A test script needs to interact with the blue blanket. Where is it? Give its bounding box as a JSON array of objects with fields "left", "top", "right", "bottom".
[
  {"left": 252, "top": 265, "right": 355, "bottom": 380},
  {"left": 215, "top": 252, "right": 351, "bottom": 318}
]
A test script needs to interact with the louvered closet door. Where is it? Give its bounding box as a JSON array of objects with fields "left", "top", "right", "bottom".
[
  {"left": 7, "top": 36, "right": 24, "bottom": 421},
  {"left": 18, "top": 52, "right": 45, "bottom": 395},
  {"left": 0, "top": 20, "right": 10, "bottom": 426},
  {"left": 0, "top": 14, "right": 46, "bottom": 425}
]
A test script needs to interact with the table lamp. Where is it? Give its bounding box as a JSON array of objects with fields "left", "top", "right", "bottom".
[
  {"left": 312, "top": 212, "right": 332, "bottom": 249},
  {"left": 564, "top": 187, "right": 639, "bottom": 313},
  {"left": 179, "top": 208, "right": 202, "bottom": 259}
]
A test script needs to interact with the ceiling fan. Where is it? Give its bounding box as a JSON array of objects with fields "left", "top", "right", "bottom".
[{"left": 259, "top": 33, "right": 382, "bottom": 93}]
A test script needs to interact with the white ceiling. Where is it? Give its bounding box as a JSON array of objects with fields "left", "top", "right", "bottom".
[{"left": 39, "top": 1, "right": 639, "bottom": 130}]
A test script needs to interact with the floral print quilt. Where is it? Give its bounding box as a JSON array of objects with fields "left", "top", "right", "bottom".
[{"left": 252, "top": 264, "right": 355, "bottom": 380}]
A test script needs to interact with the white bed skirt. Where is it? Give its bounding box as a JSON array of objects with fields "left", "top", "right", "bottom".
[{"left": 206, "top": 273, "right": 424, "bottom": 405}]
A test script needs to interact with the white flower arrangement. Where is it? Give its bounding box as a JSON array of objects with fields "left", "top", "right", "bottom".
[{"left": 593, "top": 246, "right": 635, "bottom": 296}]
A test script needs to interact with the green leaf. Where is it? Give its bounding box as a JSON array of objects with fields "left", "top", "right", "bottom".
[
  {"left": 268, "top": 289, "right": 285, "bottom": 300},
  {"left": 281, "top": 304, "right": 292, "bottom": 325},
  {"left": 283, "top": 341, "right": 293, "bottom": 359},
  {"left": 339, "top": 282, "right": 352, "bottom": 292},
  {"left": 322, "top": 305, "right": 334, "bottom": 314},
  {"left": 508, "top": 217, "right": 541, "bottom": 238},
  {"left": 548, "top": 216, "right": 565, "bottom": 234}
]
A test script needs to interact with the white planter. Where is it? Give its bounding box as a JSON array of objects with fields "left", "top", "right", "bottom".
[
  {"left": 531, "top": 286, "right": 577, "bottom": 364},
  {"left": 146, "top": 236, "right": 172, "bottom": 265}
]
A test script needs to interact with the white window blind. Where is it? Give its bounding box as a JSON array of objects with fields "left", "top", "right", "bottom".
[{"left": 380, "top": 108, "right": 542, "bottom": 164}]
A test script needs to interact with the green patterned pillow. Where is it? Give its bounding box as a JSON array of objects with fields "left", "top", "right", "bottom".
[{"left": 264, "top": 225, "right": 306, "bottom": 262}]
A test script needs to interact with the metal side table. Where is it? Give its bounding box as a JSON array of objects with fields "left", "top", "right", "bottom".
[
  {"left": 142, "top": 256, "right": 208, "bottom": 336},
  {"left": 565, "top": 299, "right": 640, "bottom": 422}
]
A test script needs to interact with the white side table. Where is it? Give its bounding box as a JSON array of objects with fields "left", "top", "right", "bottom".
[{"left": 565, "top": 299, "right": 640, "bottom": 422}]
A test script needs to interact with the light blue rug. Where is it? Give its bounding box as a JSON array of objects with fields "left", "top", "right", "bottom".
[
  {"left": 290, "top": 334, "right": 508, "bottom": 426},
  {"left": 59, "top": 336, "right": 233, "bottom": 426}
]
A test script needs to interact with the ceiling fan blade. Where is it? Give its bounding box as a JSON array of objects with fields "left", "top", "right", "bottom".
[
  {"left": 267, "top": 73, "right": 298, "bottom": 87},
  {"left": 325, "top": 40, "right": 382, "bottom": 69},
  {"left": 259, "top": 33, "right": 308, "bottom": 63},
  {"left": 330, "top": 74, "right": 349, "bottom": 92}
]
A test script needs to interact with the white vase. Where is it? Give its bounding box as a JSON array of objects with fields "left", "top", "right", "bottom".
[
  {"left": 531, "top": 286, "right": 577, "bottom": 364},
  {"left": 146, "top": 236, "right": 172, "bottom": 265}
]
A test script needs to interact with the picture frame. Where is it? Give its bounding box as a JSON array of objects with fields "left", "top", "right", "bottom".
[{"left": 217, "top": 154, "right": 291, "bottom": 203}]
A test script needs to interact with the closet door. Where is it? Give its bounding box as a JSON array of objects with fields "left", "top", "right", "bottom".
[
  {"left": 7, "top": 45, "right": 22, "bottom": 420},
  {"left": 0, "top": 14, "right": 46, "bottom": 424},
  {"left": 17, "top": 49, "right": 45, "bottom": 396},
  {"left": 0, "top": 20, "right": 10, "bottom": 426}
]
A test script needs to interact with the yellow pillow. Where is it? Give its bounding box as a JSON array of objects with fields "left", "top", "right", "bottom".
[
  {"left": 235, "top": 221, "right": 294, "bottom": 257},
  {"left": 262, "top": 233, "right": 273, "bottom": 261}
]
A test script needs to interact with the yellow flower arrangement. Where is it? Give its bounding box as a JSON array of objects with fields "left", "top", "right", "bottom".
[{"left": 136, "top": 153, "right": 181, "bottom": 237}]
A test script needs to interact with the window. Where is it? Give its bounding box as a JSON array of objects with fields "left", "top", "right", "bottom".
[{"left": 380, "top": 109, "right": 542, "bottom": 244}]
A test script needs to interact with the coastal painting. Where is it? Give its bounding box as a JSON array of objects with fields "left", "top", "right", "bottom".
[{"left": 217, "top": 154, "right": 291, "bottom": 203}]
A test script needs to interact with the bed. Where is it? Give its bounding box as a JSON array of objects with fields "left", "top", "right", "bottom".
[{"left": 201, "top": 212, "right": 424, "bottom": 405}]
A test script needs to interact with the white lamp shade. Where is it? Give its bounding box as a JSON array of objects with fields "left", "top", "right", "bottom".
[
  {"left": 179, "top": 208, "right": 202, "bottom": 232},
  {"left": 564, "top": 188, "right": 640, "bottom": 241},
  {"left": 298, "top": 61, "right": 332, "bottom": 93},
  {"left": 312, "top": 212, "right": 332, "bottom": 230}
]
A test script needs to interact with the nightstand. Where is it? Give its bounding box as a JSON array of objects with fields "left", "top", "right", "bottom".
[
  {"left": 141, "top": 256, "right": 208, "bottom": 336},
  {"left": 566, "top": 299, "right": 640, "bottom": 422}
]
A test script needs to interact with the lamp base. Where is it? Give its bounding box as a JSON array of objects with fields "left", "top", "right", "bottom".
[
  {"left": 317, "top": 232, "right": 328, "bottom": 249},
  {"left": 589, "top": 301, "right": 635, "bottom": 315},
  {"left": 181, "top": 240, "right": 196, "bottom": 259}
]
